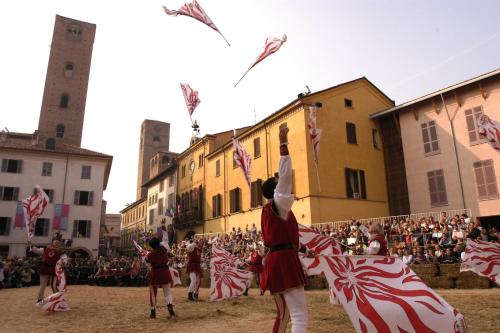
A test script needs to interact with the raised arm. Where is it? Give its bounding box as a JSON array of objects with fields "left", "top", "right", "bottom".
[{"left": 274, "top": 124, "right": 294, "bottom": 220}]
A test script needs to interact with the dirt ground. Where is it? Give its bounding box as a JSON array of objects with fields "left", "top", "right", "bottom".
[{"left": 0, "top": 286, "right": 499, "bottom": 333}]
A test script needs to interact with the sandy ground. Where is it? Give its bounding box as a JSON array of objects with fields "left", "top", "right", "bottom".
[{"left": 0, "top": 286, "right": 499, "bottom": 333}]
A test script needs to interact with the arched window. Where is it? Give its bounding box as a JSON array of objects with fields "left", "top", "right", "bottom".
[
  {"left": 60, "top": 94, "right": 69, "bottom": 108},
  {"left": 45, "top": 138, "right": 56, "bottom": 150},
  {"left": 64, "top": 63, "right": 74, "bottom": 78},
  {"left": 162, "top": 156, "right": 169, "bottom": 165},
  {"left": 153, "top": 136, "right": 160, "bottom": 147},
  {"left": 56, "top": 124, "right": 65, "bottom": 138}
]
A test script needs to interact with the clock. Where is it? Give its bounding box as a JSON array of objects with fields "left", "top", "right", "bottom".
[{"left": 189, "top": 160, "right": 195, "bottom": 173}]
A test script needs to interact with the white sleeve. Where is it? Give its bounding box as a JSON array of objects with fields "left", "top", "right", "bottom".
[
  {"left": 359, "top": 225, "right": 371, "bottom": 240},
  {"left": 273, "top": 155, "right": 294, "bottom": 220},
  {"left": 31, "top": 246, "right": 44, "bottom": 255},
  {"left": 364, "top": 241, "right": 380, "bottom": 255},
  {"left": 186, "top": 243, "right": 196, "bottom": 252}
]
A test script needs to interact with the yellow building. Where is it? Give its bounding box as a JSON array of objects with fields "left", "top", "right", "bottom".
[
  {"left": 175, "top": 78, "right": 394, "bottom": 239},
  {"left": 119, "top": 197, "right": 147, "bottom": 254}
]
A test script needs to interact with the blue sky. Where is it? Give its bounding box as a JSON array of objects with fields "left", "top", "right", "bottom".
[{"left": 1, "top": 0, "right": 499, "bottom": 213}]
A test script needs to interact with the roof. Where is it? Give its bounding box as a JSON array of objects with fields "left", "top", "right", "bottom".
[
  {"left": 0, "top": 131, "right": 113, "bottom": 189},
  {"left": 370, "top": 67, "right": 500, "bottom": 119},
  {"left": 120, "top": 197, "right": 146, "bottom": 214},
  {"left": 141, "top": 161, "right": 178, "bottom": 188}
]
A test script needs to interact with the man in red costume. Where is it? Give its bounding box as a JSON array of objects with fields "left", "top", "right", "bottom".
[
  {"left": 243, "top": 246, "right": 264, "bottom": 296},
  {"left": 261, "top": 124, "right": 308, "bottom": 333},
  {"left": 359, "top": 223, "right": 388, "bottom": 255},
  {"left": 186, "top": 239, "right": 202, "bottom": 301},
  {"left": 29, "top": 239, "right": 64, "bottom": 302},
  {"left": 145, "top": 237, "right": 176, "bottom": 318}
]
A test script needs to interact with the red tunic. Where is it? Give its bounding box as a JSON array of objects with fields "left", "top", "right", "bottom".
[
  {"left": 247, "top": 252, "right": 263, "bottom": 274},
  {"left": 40, "top": 247, "right": 63, "bottom": 276},
  {"left": 146, "top": 246, "right": 172, "bottom": 286},
  {"left": 186, "top": 246, "right": 202, "bottom": 274},
  {"left": 260, "top": 203, "right": 306, "bottom": 294},
  {"left": 370, "top": 235, "right": 388, "bottom": 256}
]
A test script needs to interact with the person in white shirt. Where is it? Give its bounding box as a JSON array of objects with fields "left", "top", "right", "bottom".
[{"left": 358, "top": 223, "right": 388, "bottom": 255}]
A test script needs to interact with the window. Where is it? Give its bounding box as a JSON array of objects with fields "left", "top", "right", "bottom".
[
  {"left": 229, "top": 187, "right": 241, "bottom": 213},
  {"left": 346, "top": 123, "right": 357, "bottom": 144},
  {"left": 465, "top": 106, "right": 487, "bottom": 145},
  {"left": 37, "top": 189, "right": 54, "bottom": 203},
  {"left": 0, "top": 217, "right": 11, "bottom": 236},
  {"left": 60, "top": 94, "right": 69, "bottom": 108},
  {"left": 216, "top": 159, "right": 221, "bottom": 177},
  {"left": 149, "top": 209, "right": 154, "bottom": 225},
  {"left": 154, "top": 193, "right": 158, "bottom": 204},
  {"left": 473, "top": 160, "right": 499, "bottom": 200},
  {"left": 153, "top": 136, "right": 160, "bottom": 147},
  {"left": 199, "top": 154, "right": 204, "bottom": 168},
  {"left": 344, "top": 98, "right": 353, "bottom": 108},
  {"left": 1, "top": 159, "right": 23, "bottom": 173},
  {"left": 212, "top": 194, "right": 222, "bottom": 218},
  {"left": 81, "top": 165, "right": 91, "bottom": 179},
  {"left": 0, "top": 245, "right": 8, "bottom": 258},
  {"left": 344, "top": 168, "right": 366, "bottom": 199},
  {"left": 182, "top": 193, "right": 190, "bottom": 212},
  {"left": 64, "top": 63, "right": 74, "bottom": 78},
  {"left": 182, "top": 165, "right": 186, "bottom": 178},
  {"left": 250, "top": 179, "right": 263, "bottom": 208},
  {"left": 56, "top": 124, "right": 65, "bottom": 138},
  {"left": 254, "top": 137, "right": 261, "bottom": 158},
  {"left": 66, "top": 24, "right": 82, "bottom": 40},
  {"left": 35, "top": 218, "right": 50, "bottom": 237},
  {"left": 159, "top": 181, "right": 164, "bottom": 192},
  {"left": 168, "top": 175, "right": 174, "bottom": 187},
  {"left": 45, "top": 138, "right": 56, "bottom": 150},
  {"left": 42, "top": 162, "right": 53, "bottom": 176},
  {"left": 427, "top": 169, "right": 448, "bottom": 207},
  {"left": 168, "top": 193, "right": 174, "bottom": 210},
  {"left": 372, "top": 129, "right": 380, "bottom": 149},
  {"left": 74, "top": 191, "right": 93, "bottom": 206},
  {"left": 421, "top": 121, "right": 440, "bottom": 155},
  {"left": 158, "top": 198, "right": 164, "bottom": 215},
  {"left": 72, "top": 220, "right": 91, "bottom": 238},
  {"left": 0, "top": 186, "right": 19, "bottom": 201}
]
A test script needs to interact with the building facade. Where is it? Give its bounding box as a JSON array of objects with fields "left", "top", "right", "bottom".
[
  {"left": 174, "top": 78, "right": 393, "bottom": 240},
  {"left": 99, "top": 213, "right": 121, "bottom": 256},
  {"left": 119, "top": 198, "right": 147, "bottom": 255},
  {"left": 372, "top": 69, "right": 500, "bottom": 226}
]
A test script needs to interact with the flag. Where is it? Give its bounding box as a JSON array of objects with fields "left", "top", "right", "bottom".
[
  {"left": 298, "top": 224, "right": 341, "bottom": 275},
  {"left": 37, "top": 255, "right": 70, "bottom": 312},
  {"left": 133, "top": 240, "right": 149, "bottom": 262},
  {"left": 133, "top": 240, "right": 178, "bottom": 287},
  {"left": 180, "top": 83, "right": 201, "bottom": 117},
  {"left": 162, "top": 0, "right": 230, "bottom": 46},
  {"left": 23, "top": 186, "right": 49, "bottom": 240},
  {"left": 477, "top": 114, "right": 500, "bottom": 150},
  {"left": 308, "top": 105, "right": 322, "bottom": 163},
  {"left": 210, "top": 246, "right": 252, "bottom": 301},
  {"left": 232, "top": 138, "right": 252, "bottom": 187},
  {"left": 14, "top": 201, "right": 24, "bottom": 229},
  {"left": 53, "top": 204, "right": 70, "bottom": 230},
  {"left": 234, "top": 34, "right": 287, "bottom": 87},
  {"left": 460, "top": 238, "right": 500, "bottom": 285},
  {"left": 319, "top": 255, "right": 467, "bottom": 333}
]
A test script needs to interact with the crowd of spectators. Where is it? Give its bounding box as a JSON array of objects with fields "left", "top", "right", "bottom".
[{"left": 1, "top": 214, "right": 498, "bottom": 290}]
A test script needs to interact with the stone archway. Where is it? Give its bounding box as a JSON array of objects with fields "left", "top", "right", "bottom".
[{"left": 69, "top": 247, "right": 92, "bottom": 259}]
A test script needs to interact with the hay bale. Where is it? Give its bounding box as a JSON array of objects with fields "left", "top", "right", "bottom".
[
  {"left": 305, "top": 276, "right": 325, "bottom": 290},
  {"left": 439, "top": 264, "right": 460, "bottom": 278},
  {"left": 457, "top": 271, "right": 490, "bottom": 289},
  {"left": 427, "top": 276, "right": 455, "bottom": 289}
]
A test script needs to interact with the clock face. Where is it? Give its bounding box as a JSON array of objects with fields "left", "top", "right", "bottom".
[{"left": 189, "top": 160, "right": 195, "bottom": 173}]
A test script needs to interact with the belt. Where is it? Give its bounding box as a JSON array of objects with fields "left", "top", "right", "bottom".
[
  {"left": 152, "top": 265, "right": 168, "bottom": 269},
  {"left": 269, "top": 243, "right": 294, "bottom": 253}
]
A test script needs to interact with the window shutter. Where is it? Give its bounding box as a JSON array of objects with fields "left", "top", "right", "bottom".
[
  {"left": 484, "top": 160, "right": 499, "bottom": 198},
  {"left": 13, "top": 187, "right": 19, "bottom": 201},
  {"left": 250, "top": 182, "right": 256, "bottom": 208},
  {"left": 0, "top": 186, "right": 3, "bottom": 199},
  {"left": 359, "top": 170, "right": 367, "bottom": 199},
  {"left": 218, "top": 194, "right": 222, "bottom": 216},
  {"left": 345, "top": 168, "right": 353, "bottom": 198},
  {"left": 4, "top": 218, "right": 11, "bottom": 236},
  {"left": 465, "top": 110, "right": 477, "bottom": 143},
  {"left": 1, "top": 159, "right": 7, "bottom": 172},
  {"left": 429, "top": 123, "right": 439, "bottom": 152},
  {"left": 421, "top": 123, "right": 431, "bottom": 154},
  {"left": 257, "top": 179, "right": 263, "bottom": 206},
  {"left": 86, "top": 221, "right": 91, "bottom": 238},
  {"left": 74, "top": 191, "right": 80, "bottom": 205},
  {"left": 17, "top": 160, "right": 23, "bottom": 173},
  {"left": 346, "top": 123, "right": 351, "bottom": 143},
  {"left": 236, "top": 187, "right": 241, "bottom": 212},
  {"left": 72, "top": 221, "right": 78, "bottom": 237},
  {"left": 473, "top": 162, "right": 487, "bottom": 199},
  {"left": 88, "top": 192, "right": 94, "bottom": 206},
  {"left": 212, "top": 196, "right": 216, "bottom": 218},
  {"left": 43, "top": 219, "right": 49, "bottom": 236},
  {"left": 436, "top": 170, "right": 448, "bottom": 205},
  {"left": 230, "top": 189, "right": 235, "bottom": 213}
]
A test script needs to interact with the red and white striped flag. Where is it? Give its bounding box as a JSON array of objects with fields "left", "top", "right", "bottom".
[
  {"left": 232, "top": 138, "right": 252, "bottom": 187},
  {"left": 37, "top": 255, "right": 69, "bottom": 312},
  {"left": 308, "top": 105, "right": 322, "bottom": 163},
  {"left": 319, "top": 255, "right": 467, "bottom": 333},
  {"left": 180, "top": 83, "right": 201, "bottom": 117},
  {"left": 298, "top": 224, "right": 341, "bottom": 275},
  {"left": 162, "top": 0, "right": 230, "bottom": 46},
  {"left": 23, "top": 186, "right": 49, "bottom": 240},
  {"left": 133, "top": 240, "right": 150, "bottom": 262},
  {"left": 478, "top": 114, "right": 500, "bottom": 150},
  {"left": 461, "top": 238, "right": 500, "bottom": 285},
  {"left": 210, "top": 246, "right": 252, "bottom": 301},
  {"left": 234, "top": 34, "right": 287, "bottom": 87}
]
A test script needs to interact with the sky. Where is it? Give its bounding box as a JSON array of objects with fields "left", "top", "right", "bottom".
[{"left": 1, "top": 0, "right": 499, "bottom": 213}]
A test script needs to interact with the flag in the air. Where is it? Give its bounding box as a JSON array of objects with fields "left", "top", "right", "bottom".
[
  {"left": 210, "top": 246, "right": 252, "bottom": 301},
  {"left": 460, "top": 238, "right": 500, "bottom": 285},
  {"left": 37, "top": 255, "right": 70, "bottom": 312},
  {"left": 298, "top": 224, "right": 341, "bottom": 275},
  {"left": 478, "top": 114, "right": 500, "bottom": 150},
  {"left": 133, "top": 240, "right": 150, "bottom": 262},
  {"left": 308, "top": 105, "right": 322, "bottom": 163},
  {"left": 180, "top": 83, "right": 200, "bottom": 117},
  {"left": 234, "top": 34, "right": 287, "bottom": 87},
  {"left": 133, "top": 239, "right": 179, "bottom": 287},
  {"left": 232, "top": 138, "right": 252, "bottom": 187},
  {"left": 162, "top": 0, "right": 230, "bottom": 46},
  {"left": 23, "top": 186, "right": 49, "bottom": 240},
  {"left": 319, "top": 255, "right": 467, "bottom": 333}
]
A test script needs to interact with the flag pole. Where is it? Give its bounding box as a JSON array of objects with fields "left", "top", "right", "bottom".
[
  {"left": 218, "top": 32, "right": 231, "bottom": 47},
  {"left": 234, "top": 67, "right": 253, "bottom": 88}
]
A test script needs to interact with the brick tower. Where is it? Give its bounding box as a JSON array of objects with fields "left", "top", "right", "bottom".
[
  {"left": 136, "top": 120, "right": 171, "bottom": 199},
  {"left": 37, "top": 15, "right": 96, "bottom": 148}
]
